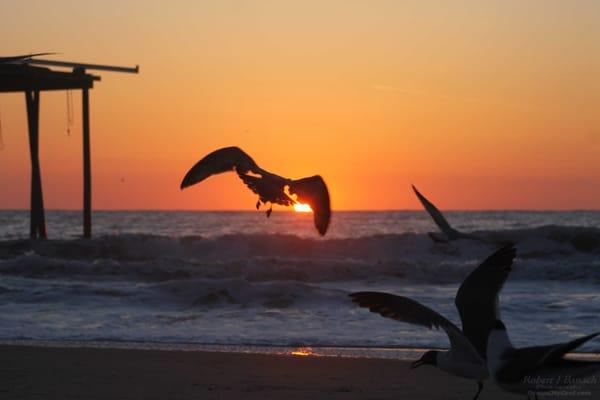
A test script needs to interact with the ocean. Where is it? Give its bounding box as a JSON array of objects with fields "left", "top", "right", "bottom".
[{"left": 0, "top": 210, "right": 599, "bottom": 355}]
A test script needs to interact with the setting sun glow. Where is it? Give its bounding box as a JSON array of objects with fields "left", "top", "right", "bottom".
[
  {"left": 293, "top": 203, "right": 313, "bottom": 213},
  {"left": 1, "top": 2, "right": 599, "bottom": 211}
]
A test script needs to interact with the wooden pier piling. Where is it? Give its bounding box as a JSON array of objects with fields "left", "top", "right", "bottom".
[
  {"left": 0, "top": 58, "right": 137, "bottom": 238},
  {"left": 82, "top": 87, "right": 91, "bottom": 238},
  {"left": 25, "top": 90, "right": 46, "bottom": 239}
]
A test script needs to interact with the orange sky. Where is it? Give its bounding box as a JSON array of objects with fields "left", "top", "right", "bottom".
[{"left": 1, "top": 1, "right": 599, "bottom": 210}]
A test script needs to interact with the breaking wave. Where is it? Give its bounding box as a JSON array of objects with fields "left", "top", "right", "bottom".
[
  {"left": 1, "top": 225, "right": 599, "bottom": 284},
  {"left": 2, "top": 223, "right": 599, "bottom": 350}
]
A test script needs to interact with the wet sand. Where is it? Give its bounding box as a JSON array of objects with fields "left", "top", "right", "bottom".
[{"left": 1, "top": 345, "right": 597, "bottom": 399}]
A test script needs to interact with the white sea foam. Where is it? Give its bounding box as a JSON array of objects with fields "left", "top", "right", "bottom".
[
  {"left": 0, "top": 211, "right": 599, "bottom": 351},
  {"left": 1, "top": 225, "right": 599, "bottom": 283}
]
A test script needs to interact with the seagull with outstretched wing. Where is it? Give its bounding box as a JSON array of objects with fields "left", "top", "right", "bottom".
[
  {"left": 350, "top": 245, "right": 516, "bottom": 400},
  {"left": 412, "top": 185, "right": 480, "bottom": 242},
  {"left": 0, "top": 53, "right": 56, "bottom": 64},
  {"left": 180, "top": 146, "right": 331, "bottom": 235},
  {"left": 488, "top": 320, "right": 600, "bottom": 397}
]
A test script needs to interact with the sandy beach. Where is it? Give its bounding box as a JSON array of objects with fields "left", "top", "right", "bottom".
[{"left": 4, "top": 344, "right": 597, "bottom": 400}]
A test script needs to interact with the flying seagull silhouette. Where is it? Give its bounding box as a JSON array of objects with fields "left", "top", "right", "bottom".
[
  {"left": 180, "top": 146, "right": 331, "bottom": 235},
  {"left": 350, "top": 245, "right": 516, "bottom": 400},
  {"left": 0, "top": 53, "right": 56, "bottom": 64},
  {"left": 488, "top": 320, "right": 600, "bottom": 398},
  {"left": 412, "top": 185, "right": 480, "bottom": 242}
]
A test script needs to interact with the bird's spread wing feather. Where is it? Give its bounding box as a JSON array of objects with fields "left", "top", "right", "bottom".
[
  {"left": 288, "top": 176, "right": 331, "bottom": 236},
  {"left": 412, "top": 185, "right": 459, "bottom": 237},
  {"left": 540, "top": 332, "right": 600, "bottom": 365},
  {"left": 351, "top": 292, "right": 459, "bottom": 330},
  {"left": 455, "top": 245, "right": 516, "bottom": 359},
  {"left": 496, "top": 332, "right": 600, "bottom": 382},
  {"left": 350, "top": 292, "right": 482, "bottom": 362},
  {"left": 180, "top": 146, "right": 261, "bottom": 189}
]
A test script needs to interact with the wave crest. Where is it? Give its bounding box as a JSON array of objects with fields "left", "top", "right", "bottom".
[{"left": 0, "top": 225, "right": 599, "bottom": 284}]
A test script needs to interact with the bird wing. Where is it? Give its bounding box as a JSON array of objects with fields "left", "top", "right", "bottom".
[
  {"left": 180, "top": 146, "right": 261, "bottom": 189},
  {"left": 540, "top": 332, "right": 600, "bottom": 365},
  {"left": 455, "top": 245, "right": 516, "bottom": 359},
  {"left": 350, "top": 292, "right": 482, "bottom": 362},
  {"left": 412, "top": 185, "right": 462, "bottom": 239},
  {"left": 0, "top": 53, "right": 56, "bottom": 63},
  {"left": 495, "top": 332, "right": 600, "bottom": 382},
  {"left": 288, "top": 176, "right": 331, "bottom": 236}
]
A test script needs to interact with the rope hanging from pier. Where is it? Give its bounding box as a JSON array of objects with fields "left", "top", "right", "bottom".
[{"left": 66, "top": 90, "right": 73, "bottom": 136}]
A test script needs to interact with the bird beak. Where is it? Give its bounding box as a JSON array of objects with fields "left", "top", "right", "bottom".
[{"left": 410, "top": 360, "right": 424, "bottom": 369}]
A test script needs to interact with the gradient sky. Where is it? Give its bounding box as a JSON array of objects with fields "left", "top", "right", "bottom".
[{"left": 1, "top": 1, "right": 599, "bottom": 210}]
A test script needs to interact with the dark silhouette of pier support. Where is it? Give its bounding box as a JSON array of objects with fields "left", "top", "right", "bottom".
[
  {"left": 0, "top": 58, "right": 138, "bottom": 239},
  {"left": 82, "top": 88, "right": 91, "bottom": 238},
  {"left": 25, "top": 90, "right": 46, "bottom": 239}
]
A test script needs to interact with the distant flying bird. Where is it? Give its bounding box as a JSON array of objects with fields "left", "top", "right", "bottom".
[
  {"left": 351, "top": 245, "right": 517, "bottom": 400},
  {"left": 0, "top": 53, "right": 55, "bottom": 64},
  {"left": 487, "top": 321, "right": 600, "bottom": 398},
  {"left": 412, "top": 185, "right": 480, "bottom": 242},
  {"left": 180, "top": 146, "right": 331, "bottom": 235}
]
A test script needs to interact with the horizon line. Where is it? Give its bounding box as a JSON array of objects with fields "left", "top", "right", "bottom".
[{"left": 1, "top": 208, "right": 600, "bottom": 213}]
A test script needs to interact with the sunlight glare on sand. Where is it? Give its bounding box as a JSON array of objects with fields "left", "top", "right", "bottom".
[{"left": 290, "top": 347, "right": 315, "bottom": 356}]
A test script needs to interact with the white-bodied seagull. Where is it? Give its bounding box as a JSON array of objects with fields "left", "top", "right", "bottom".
[
  {"left": 180, "top": 146, "right": 331, "bottom": 236},
  {"left": 350, "top": 245, "right": 516, "bottom": 400}
]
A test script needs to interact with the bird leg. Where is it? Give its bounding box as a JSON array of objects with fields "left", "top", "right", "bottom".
[
  {"left": 472, "top": 381, "right": 483, "bottom": 400},
  {"left": 256, "top": 200, "right": 261, "bottom": 210},
  {"left": 266, "top": 204, "right": 273, "bottom": 218}
]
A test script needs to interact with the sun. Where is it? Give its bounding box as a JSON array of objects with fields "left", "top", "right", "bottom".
[{"left": 293, "top": 203, "right": 313, "bottom": 213}]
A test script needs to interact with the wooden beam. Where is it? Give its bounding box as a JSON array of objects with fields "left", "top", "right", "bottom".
[
  {"left": 25, "top": 90, "right": 46, "bottom": 239},
  {"left": 27, "top": 59, "right": 139, "bottom": 74},
  {"left": 82, "top": 88, "right": 91, "bottom": 238},
  {"left": 0, "top": 65, "right": 97, "bottom": 93}
]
